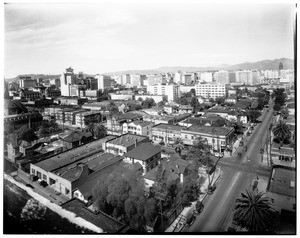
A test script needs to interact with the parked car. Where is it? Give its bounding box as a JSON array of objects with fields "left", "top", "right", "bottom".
[
  {"left": 239, "top": 141, "right": 244, "bottom": 146},
  {"left": 39, "top": 180, "right": 48, "bottom": 188},
  {"left": 186, "top": 213, "right": 196, "bottom": 226},
  {"left": 195, "top": 201, "right": 204, "bottom": 214}
]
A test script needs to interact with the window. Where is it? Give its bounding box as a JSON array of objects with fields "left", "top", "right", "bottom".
[
  {"left": 65, "top": 188, "right": 70, "bottom": 195},
  {"left": 185, "top": 135, "right": 187, "bottom": 139},
  {"left": 37, "top": 171, "right": 41, "bottom": 179},
  {"left": 43, "top": 174, "right": 47, "bottom": 181},
  {"left": 293, "top": 204, "right": 296, "bottom": 210},
  {"left": 31, "top": 168, "right": 35, "bottom": 175}
]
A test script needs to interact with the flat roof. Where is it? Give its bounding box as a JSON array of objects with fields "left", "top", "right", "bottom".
[
  {"left": 184, "top": 125, "right": 233, "bottom": 136},
  {"left": 131, "top": 121, "right": 153, "bottom": 127},
  {"left": 268, "top": 167, "right": 295, "bottom": 197},
  {"left": 152, "top": 123, "right": 186, "bottom": 131},
  {"left": 33, "top": 136, "right": 115, "bottom": 171},
  {"left": 124, "top": 143, "right": 161, "bottom": 161},
  {"left": 107, "top": 134, "right": 147, "bottom": 147}
]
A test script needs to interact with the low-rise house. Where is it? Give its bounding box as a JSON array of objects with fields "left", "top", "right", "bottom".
[
  {"left": 124, "top": 143, "right": 161, "bottom": 174},
  {"left": 266, "top": 166, "right": 296, "bottom": 215},
  {"left": 286, "top": 102, "right": 295, "bottom": 116},
  {"left": 103, "top": 133, "right": 148, "bottom": 156},
  {"left": 271, "top": 147, "right": 295, "bottom": 168},
  {"left": 181, "top": 125, "right": 235, "bottom": 152},
  {"left": 205, "top": 108, "right": 238, "bottom": 121},
  {"left": 61, "top": 129, "right": 93, "bottom": 149},
  {"left": 106, "top": 112, "right": 143, "bottom": 135},
  {"left": 7, "top": 139, "right": 22, "bottom": 163},
  {"left": 122, "top": 121, "right": 153, "bottom": 138},
  {"left": 143, "top": 156, "right": 190, "bottom": 192},
  {"left": 225, "top": 96, "right": 237, "bottom": 104},
  {"left": 233, "top": 99, "right": 252, "bottom": 111},
  {"left": 179, "top": 105, "right": 194, "bottom": 114},
  {"left": 152, "top": 123, "right": 186, "bottom": 145},
  {"left": 143, "top": 114, "right": 176, "bottom": 125},
  {"left": 179, "top": 115, "right": 228, "bottom": 127}
]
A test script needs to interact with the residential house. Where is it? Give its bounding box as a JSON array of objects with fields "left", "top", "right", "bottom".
[
  {"left": 266, "top": 166, "right": 296, "bottom": 216},
  {"left": 143, "top": 156, "right": 190, "bottom": 192},
  {"left": 103, "top": 133, "right": 148, "bottom": 156},
  {"left": 122, "top": 121, "right": 153, "bottom": 138},
  {"left": 106, "top": 112, "right": 143, "bottom": 135},
  {"left": 61, "top": 129, "right": 93, "bottom": 149},
  {"left": 179, "top": 105, "right": 194, "bottom": 114},
  {"left": 124, "top": 143, "right": 161, "bottom": 174},
  {"left": 7, "top": 139, "right": 22, "bottom": 163}
]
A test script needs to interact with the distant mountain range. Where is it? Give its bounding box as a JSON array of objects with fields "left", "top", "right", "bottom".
[
  {"left": 105, "top": 58, "right": 294, "bottom": 75},
  {"left": 5, "top": 58, "right": 294, "bottom": 82}
]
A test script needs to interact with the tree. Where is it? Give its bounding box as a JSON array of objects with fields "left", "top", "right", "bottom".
[
  {"left": 16, "top": 125, "right": 38, "bottom": 142},
  {"left": 144, "top": 198, "right": 158, "bottom": 224},
  {"left": 247, "top": 110, "right": 262, "bottom": 123},
  {"left": 272, "top": 120, "right": 291, "bottom": 146},
  {"left": 273, "top": 104, "right": 281, "bottom": 112},
  {"left": 185, "top": 137, "right": 213, "bottom": 167},
  {"left": 93, "top": 124, "right": 107, "bottom": 139},
  {"left": 280, "top": 107, "right": 289, "bottom": 119},
  {"left": 215, "top": 97, "right": 225, "bottom": 105},
  {"left": 93, "top": 181, "right": 110, "bottom": 213},
  {"left": 233, "top": 190, "right": 275, "bottom": 232},
  {"left": 174, "top": 138, "right": 185, "bottom": 156},
  {"left": 142, "top": 98, "right": 156, "bottom": 109}
]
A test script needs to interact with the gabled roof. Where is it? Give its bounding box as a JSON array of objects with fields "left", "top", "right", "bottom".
[
  {"left": 19, "top": 140, "right": 31, "bottom": 148},
  {"left": 124, "top": 143, "right": 161, "bottom": 161}
]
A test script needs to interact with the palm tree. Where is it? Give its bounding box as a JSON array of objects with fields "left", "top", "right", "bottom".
[
  {"left": 272, "top": 120, "right": 291, "bottom": 146},
  {"left": 233, "top": 190, "right": 275, "bottom": 232},
  {"left": 174, "top": 138, "right": 185, "bottom": 156}
]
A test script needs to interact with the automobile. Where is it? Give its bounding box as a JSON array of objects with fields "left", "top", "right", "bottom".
[
  {"left": 239, "top": 141, "right": 244, "bottom": 146},
  {"left": 195, "top": 201, "right": 204, "bottom": 214},
  {"left": 186, "top": 213, "right": 196, "bottom": 226},
  {"left": 39, "top": 180, "right": 48, "bottom": 188},
  {"left": 214, "top": 152, "right": 223, "bottom": 157}
]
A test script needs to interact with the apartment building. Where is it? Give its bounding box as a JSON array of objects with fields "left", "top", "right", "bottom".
[
  {"left": 214, "top": 70, "right": 229, "bottom": 84},
  {"left": 195, "top": 83, "right": 226, "bottom": 99},
  {"left": 147, "top": 84, "right": 180, "bottom": 101},
  {"left": 152, "top": 123, "right": 186, "bottom": 145},
  {"left": 123, "top": 121, "right": 153, "bottom": 137},
  {"left": 96, "top": 74, "right": 111, "bottom": 90}
]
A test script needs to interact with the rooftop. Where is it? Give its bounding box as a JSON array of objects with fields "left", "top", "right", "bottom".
[
  {"left": 124, "top": 143, "right": 161, "bottom": 161},
  {"left": 131, "top": 120, "right": 153, "bottom": 127},
  {"left": 152, "top": 123, "right": 186, "bottom": 132},
  {"left": 33, "top": 137, "right": 113, "bottom": 171},
  {"left": 268, "top": 167, "right": 295, "bottom": 197},
  {"left": 184, "top": 125, "right": 234, "bottom": 136},
  {"left": 107, "top": 134, "right": 147, "bottom": 147}
]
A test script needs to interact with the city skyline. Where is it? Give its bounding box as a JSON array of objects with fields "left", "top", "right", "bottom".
[{"left": 5, "top": 2, "right": 295, "bottom": 78}]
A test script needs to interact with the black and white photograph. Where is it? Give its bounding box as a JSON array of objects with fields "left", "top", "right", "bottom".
[{"left": 3, "top": 0, "right": 296, "bottom": 235}]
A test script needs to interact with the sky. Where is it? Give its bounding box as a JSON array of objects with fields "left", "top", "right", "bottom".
[{"left": 4, "top": 2, "right": 295, "bottom": 78}]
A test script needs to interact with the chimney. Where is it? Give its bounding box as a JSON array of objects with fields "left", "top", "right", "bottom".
[{"left": 135, "top": 139, "right": 138, "bottom": 147}]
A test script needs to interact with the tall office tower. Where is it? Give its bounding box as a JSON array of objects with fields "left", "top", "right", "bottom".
[
  {"left": 228, "top": 72, "right": 236, "bottom": 83},
  {"left": 60, "top": 67, "right": 76, "bottom": 96},
  {"left": 214, "top": 70, "right": 229, "bottom": 84},
  {"left": 235, "top": 70, "right": 252, "bottom": 84},
  {"left": 251, "top": 70, "right": 259, "bottom": 84},
  {"left": 174, "top": 71, "right": 182, "bottom": 84},
  {"left": 200, "top": 72, "right": 213, "bottom": 82},
  {"left": 96, "top": 74, "right": 111, "bottom": 90},
  {"left": 147, "top": 84, "right": 180, "bottom": 101},
  {"left": 19, "top": 76, "right": 37, "bottom": 89}
]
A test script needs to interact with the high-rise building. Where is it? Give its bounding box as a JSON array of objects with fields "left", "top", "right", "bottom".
[
  {"left": 19, "top": 76, "right": 37, "bottom": 89},
  {"left": 200, "top": 72, "right": 213, "bottom": 82},
  {"left": 181, "top": 73, "right": 196, "bottom": 85},
  {"left": 96, "top": 74, "right": 111, "bottom": 90},
  {"left": 251, "top": 70, "right": 259, "bottom": 84},
  {"left": 195, "top": 83, "right": 226, "bottom": 99},
  {"left": 235, "top": 70, "right": 252, "bottom": 84},
  {"left": 147, "top": 84, "right": 180, "bottom": 101},
  {"left": 228, "top": 72, "right": 236, "bottom": 83},
  {"left": 174, "top": 71, "right": 182, "bottom": 84},
  {"left": 214, "top": 70, "right": 229, "bottom": 84}
]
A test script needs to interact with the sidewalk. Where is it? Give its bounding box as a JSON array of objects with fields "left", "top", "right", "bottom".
[{"left": 165, "top": 167, "right": 222, "bottom": 232}]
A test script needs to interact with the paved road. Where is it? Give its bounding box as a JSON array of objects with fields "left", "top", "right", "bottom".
[{"left": 185, "top": 103, "right": 274, "bottom": 232}]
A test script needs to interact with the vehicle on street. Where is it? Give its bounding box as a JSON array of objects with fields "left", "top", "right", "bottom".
[
  {"left": 186, "top": 213, "right": 196, "bottom": 226},
  {"left": 195, "top": 201, "right": 204, "bottom": 214},
  {"left": 239, "top": 141, "right": 244, "bottom": 146}
]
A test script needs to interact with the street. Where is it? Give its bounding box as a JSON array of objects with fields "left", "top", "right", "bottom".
[{"left": 184, "top": 103, "right": 274, "bottom": 232}]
